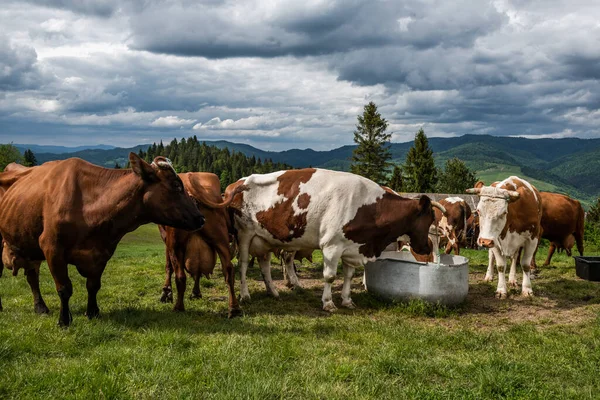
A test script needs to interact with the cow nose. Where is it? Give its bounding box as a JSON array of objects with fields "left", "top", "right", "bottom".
[{"left": 479, "top": 238, "right": 494, "bottom": 248}]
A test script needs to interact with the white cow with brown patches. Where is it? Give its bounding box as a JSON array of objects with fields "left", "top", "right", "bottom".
[
  {"left": 467, "top": 176, "right": 542, "bottom": 298},
  {"left": 225, "top": 168, "right": 446, "bottom": 311},
  {"left": 435, "top": 197, "right": 472, "bottom": 255}
]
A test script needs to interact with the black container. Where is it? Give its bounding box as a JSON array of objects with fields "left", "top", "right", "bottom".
[{"left": 574, "top": 256, "right": 600, "bottom": 281}]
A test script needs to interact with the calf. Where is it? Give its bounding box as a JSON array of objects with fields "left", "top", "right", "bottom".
[
  {"left": 0, "top": 154, "right": 205, "bottom": 326},
  {"left": 435, "top": 197, "right": 472, "bottom": 255},
  {"left": 467, "top": 176, "right": 542, "bottom": 298},
  {"left": 226, "top": 168, "right": 445, "bottom": 311},
  {"left": 158, "top": 172, "right": 245, "bottom": 317}
]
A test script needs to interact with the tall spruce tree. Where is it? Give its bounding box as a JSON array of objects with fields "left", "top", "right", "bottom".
[
  {"left": 350, "top": 101, "right": 391, "bottom": 184},
  {"left": 388, "top": 165, "right": 404, "bottom": 192},
  {"left": 403, "top": 129, "right": 437, "bottom": 192},
  {"left": 23, "top": 149, "right": 37, "bottom": 166},
  {"left": 437, "top": 158, "right": 477, "bottom": 194}
]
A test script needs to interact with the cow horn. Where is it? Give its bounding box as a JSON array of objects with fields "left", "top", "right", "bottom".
[
  {"left": 431, "top": 201, "right": 446, "bottom": 214},
  {"left": 465, "top": 188, "right": 481, "bottom": 195},
  {"left": 506, "top": 190, "right": 520, "bottom": 200}
]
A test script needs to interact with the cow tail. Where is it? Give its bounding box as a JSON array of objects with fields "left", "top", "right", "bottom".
[{"left": 575, "top": 203, "right": 585, "bottom": 256}]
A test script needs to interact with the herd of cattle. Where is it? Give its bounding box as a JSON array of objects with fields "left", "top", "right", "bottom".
[{"left": 0, "top": 153, "right": 585, "bottom": 326}]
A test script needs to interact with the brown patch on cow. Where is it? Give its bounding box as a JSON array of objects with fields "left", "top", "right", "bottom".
[
  {"left": 256, "top": 169, "right": 316, "bottom": 242},
  {"left": 297, "top": 193, "right": 311, "bottom": 209},
  {"left": 491, "top": 178, "right": 542, "bottom": 242},
  {"left": 343, "top": 193, "right": 433, "bottom": 259}
]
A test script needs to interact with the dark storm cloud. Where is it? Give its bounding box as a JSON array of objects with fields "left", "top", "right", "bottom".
[
  {"left": 128, "top": 0, "right": 506, "bottom": 58},
  {"left": 22, "top": 0, "right": 120, "bottom": 17},
  {"left": 0, "top": 39, "right": 45, "bottom": 91}
]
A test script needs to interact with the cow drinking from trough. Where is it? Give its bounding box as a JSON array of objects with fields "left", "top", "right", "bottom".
[
  {"left": 226, "top": 168, "right": 446, "bottom": 311},
  {"left": 158, "top": 172, "right": 246, "bottom": 317},
  {"left": 0, "top": 154, "right": 205, "bottom": 326},
  {"left": 467, "top": 176, "right": 542, "bottom": 298}
]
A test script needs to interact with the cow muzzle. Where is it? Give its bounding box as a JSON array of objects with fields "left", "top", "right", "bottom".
[{"left": 478, "top": 238, "right": 494, "bottom": 248}]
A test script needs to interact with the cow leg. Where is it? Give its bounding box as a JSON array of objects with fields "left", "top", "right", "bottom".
[
  {"left": 520, "top": 242, "right": 536, "bottom": 297},
  {"left": 213, "top": 242, "right": 241, "bottom": 318},
  {"left": 237, "top": 236, "right": 252, "bottom": 302},
  {"left": 25, "top": 262, "right": 49, "bottom": 314},
  {"left": 85, "top": 266, "right": 106, "bottom": 319},
  {"left": 160, "top": 250, "right": 174, "bottom": 303},
  {"left": 341, "top": 261, "right": 356, "bottom": 309},
  {"left": 283, "top": 252, "right": 302, "bottom": 290},
  {"left": 45, "top": 252, "right": 73, "bottom": 327},
  {"left": 444, "top": 240, "right": 453, "bottom": 255},
  {"left": 543, "top": 243, "right": 556, "bottom": 267},
  {"left": 0, "top": 256, "right": 3, "bottom": 312},
  {"left": 258, "top": 255, "right": 279, "bottom": 299},
  {"left": 190, "top": 274, "right": 202, "bottom": 299},
  {"left": 484, "top": 249, "right": 495, "bottom": 282},
  {"left": 508, "top": 252, "right": 519, "bottom": 288},
  {"left": 492, "top": 247, "right": 508, "bottom": 299},
  {"left": 172, "top": 251, "right": 187, "bottom": 312},
  {"left": 321, "top": 247, "right": 341, "bottom": 312}
]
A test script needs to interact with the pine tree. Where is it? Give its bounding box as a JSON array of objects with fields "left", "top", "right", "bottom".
[
  {"left": 403, "top": 129, "right": 438, "bottom": 192},
  {"left": 388, "top": 165, "right": 404, "bottom": 192},
  {"left": 114, "top": 162, "right": 121, "bottom": 169},
  {"left": 0, "top": 144, "right": 23, "bottom": 171},
  {"left": 350, "top": 101, "right": 391, "bottom": 185},
  {"left": 436, "top": 158, "right": 477, "bottom": 194},
  {"left": 23, "top": 149, "right": 37, "bottom": 166}
]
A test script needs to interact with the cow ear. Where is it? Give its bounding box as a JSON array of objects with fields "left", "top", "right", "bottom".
[
  {"left": 129, "top": 152, "right": 157, "bottom": 182},
  {"left": 418, "top": 195, "right": 432, "bottom": 214},
  {"left": 474, "top": 180, "right": 485, "bottom": 189}
]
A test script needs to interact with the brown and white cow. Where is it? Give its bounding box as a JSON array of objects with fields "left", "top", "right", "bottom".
[
  {"left": 158, "top": 172, "right": 245, "bottom": 317},
  {"left": 0, "top": 154, "right": 205, "bottom": 326},
  {"left": 435, "top": 197, "right": 472, "bottom": 255},
  {"left": 225, "top": 168, "right": 445, "bottom": 311},
  {"left": 467, "top": 176, "right": 542, "bottom": 298}
]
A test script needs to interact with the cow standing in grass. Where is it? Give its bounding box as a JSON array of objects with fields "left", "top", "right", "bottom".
[
  {"left": 225, "top": 168, "right": 446, "bottom": 311},
  {"left": 467, "top": 176, "right": 542, "bottom": 298},
  {"left": 159, "top": 172, "right": 245, "bottom": 318},
  {"left": 0, "top": 154, "right": 205, "bottom": 326}
]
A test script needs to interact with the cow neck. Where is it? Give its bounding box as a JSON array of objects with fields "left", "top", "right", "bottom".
[
  {"left": 384, "top": 196, "right": 421, "bottom": 238},
  {"left": 85, "top": 169, "right": 149, "bottom": 238}
]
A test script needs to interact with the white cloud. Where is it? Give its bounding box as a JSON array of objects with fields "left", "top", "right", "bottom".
[{"left": 151, "top": 115, "right": 197, "bottom": 127}]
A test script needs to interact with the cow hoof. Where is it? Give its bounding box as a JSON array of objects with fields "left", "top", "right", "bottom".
[
  {"left": 323, "top": 301, "right": 337, "bottom": 312},
  {"left": 34, "top": 302, "right": 50, "bottom": 314},
  {"left": 509, "top": 280, "right": 518, "bottom": 288},
  {"left": 341, "top": 300, "right": 356, "bottom": 309},
  {"left": 228, "top": 308, "right": 243, "bottom": 319},
  {"left": 189, "top": 292, "right": 202, "bottom": 300},
  {"left": 173, "top": 305, "right": 185, "bottom": 312},
  {"left": 495, "top": 291, "right": 508, "bottom": 299},
  {"left": 160, "top": 290, "right": 173, "bottom": 303},
  {"left": 266, "top": 288, "right": 280, "bottom": 299},
  {"left": 58, "top": 312, "right": 73, "bottom": 328},
  {"left": 239, "top": 292, "right": 251, "bottom": 303},
  {"left": 522, "top": 289, "right": 534, "bottom": 298},
  {"left": 85, "top": 307, "right": 100, "bottom": 319},
  {"left": 483, "top": 275, "right": 494, "bottom": 282}
]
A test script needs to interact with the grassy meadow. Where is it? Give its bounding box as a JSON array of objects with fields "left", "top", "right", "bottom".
[{"left": 1, "top": 224, "right": 599, "bottom": 399}]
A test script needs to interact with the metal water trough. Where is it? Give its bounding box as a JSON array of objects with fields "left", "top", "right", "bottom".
[
  {"left": 574, "top": 256, "right": 600, "bottom": 281},
  {"left": 364, "top": 251, "right": 469, "bottom": 306}
]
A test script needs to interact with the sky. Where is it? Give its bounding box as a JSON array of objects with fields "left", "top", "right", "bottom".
[{"left": 1, "top": 0, "right": 599, "bottom": 151}]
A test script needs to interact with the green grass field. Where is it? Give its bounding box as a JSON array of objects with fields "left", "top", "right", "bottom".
[{"left": 1, "top": 224, "right": 599, "bottom": 399}]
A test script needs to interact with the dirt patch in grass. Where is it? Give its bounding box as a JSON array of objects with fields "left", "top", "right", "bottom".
[{"left": 238, "top": 257, "right": 600, "bottom": 331}]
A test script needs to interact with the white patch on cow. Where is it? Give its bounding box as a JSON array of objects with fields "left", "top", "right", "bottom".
[
  {"left": 445, "top": 197, "right": 463, "bottom": 204},
  {"left": 499, "top": 176, "right": 538, "bottom": 202},
  {"left": 152, "top": 158, "right": 176, "bottom": 172},
  {"left": 476, "top": 196, "right": 509, "bottom": 243}
]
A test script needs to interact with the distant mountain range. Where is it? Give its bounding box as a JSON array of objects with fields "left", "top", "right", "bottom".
[
  {"left": 15, "top": 144, "right": 115, "bottom": 154},
  {"left": 18, "top": 135, "right": 600, "bottom": 206}
]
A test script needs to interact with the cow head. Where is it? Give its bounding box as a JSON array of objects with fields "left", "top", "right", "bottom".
[
  {"left": 467, "top": 183, "right": 519, "bottom": 248},
  {"left": 129, "top": 153, "right": 205, "bottom": 231},
  {"left": 407, "top": 195, "right": 440, "bottom": 255}
]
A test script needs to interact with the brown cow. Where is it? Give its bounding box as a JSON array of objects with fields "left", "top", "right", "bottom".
[
  {"left": 0, "top": 154, "right": 205, "bottom": 326},
  {"left": 537, "top": 191, "right": 584, "bottom": 266},
  {"left": 435, "top": 197, "right": 472, "bottom": 255},
  {"left": 158, "top": 172, "right": 244, "bottom": 317}
]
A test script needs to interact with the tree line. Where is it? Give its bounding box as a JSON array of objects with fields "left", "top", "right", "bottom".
[
  {"left": 136, "top": 137, "right": 291, "bottom": 190},
  {"left": 350, "top": 102, "right": 477, "bottom": 194}
]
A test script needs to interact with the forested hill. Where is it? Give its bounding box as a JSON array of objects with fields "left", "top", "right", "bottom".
[{"left": 30, "top": 134, "right": 600, "bottom": 202}]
